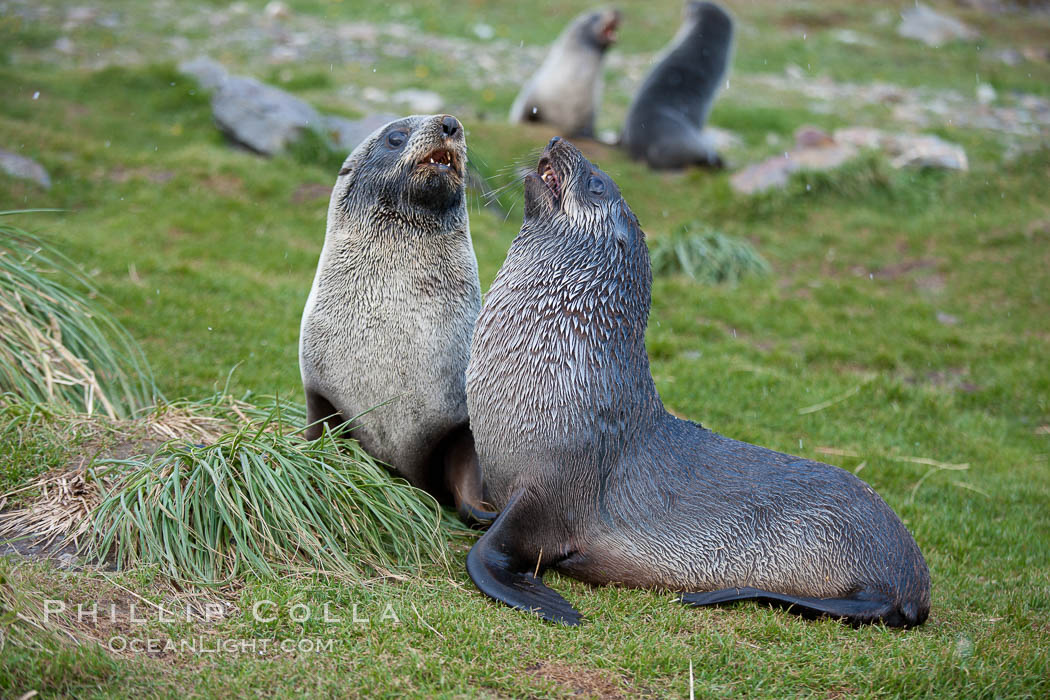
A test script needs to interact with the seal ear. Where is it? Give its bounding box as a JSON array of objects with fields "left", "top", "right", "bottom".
[
  {"left": 613, "top": 200, "right": 644, "bottom": 247},
  {"left": 335, "top": 149, "right": 367, "bottom": 191}
]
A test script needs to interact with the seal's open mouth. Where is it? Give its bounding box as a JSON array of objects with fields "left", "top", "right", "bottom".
[
  {"left": 537, "top": 156, "right": 561, "bottom": 203},
  {"left": 417, "top": 148, "right": 461, "bottom": 175},
  {"left": 601, "top": 17, "right": 619, "bottom": 44}
]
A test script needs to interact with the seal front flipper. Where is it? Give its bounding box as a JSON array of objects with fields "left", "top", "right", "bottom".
[
  {"left": 680, "top": 587, "right": 915, "bottom": 628},
  {"left": 466, "top": 490, "right": 582, "bottom": 625}
]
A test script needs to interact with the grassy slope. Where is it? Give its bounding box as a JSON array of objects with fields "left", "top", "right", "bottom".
[{"left": 2, "top": 0, "right": 1049, "bottom": 696}]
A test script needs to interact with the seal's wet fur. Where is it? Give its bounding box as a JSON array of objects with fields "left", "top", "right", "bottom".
[
  {"left": 622, "top": 1, "right": 733, "bottom": 169},
  {"left": 299, "top": 114, "right": 488, "bottom": 518},
  {"left": 465, "top": 137, "right": 931, "bottom": 627}
]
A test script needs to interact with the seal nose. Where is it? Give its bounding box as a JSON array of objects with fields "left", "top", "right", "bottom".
[{"left": 440, "top": 115, "right": 461, "bottom": 138}]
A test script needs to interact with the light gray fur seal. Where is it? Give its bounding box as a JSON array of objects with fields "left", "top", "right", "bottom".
[
  {"left": 464, "top": 137, "right": 931, "bottom": 627},
  {"left": 622, "top": 1, "right": 733, "bottom": 169},
  {"left": 299, "top": 114, "right": 490, "bottom": 521},
  {"left": 509, "top": 8, "right": 621, "bottom": 138}
]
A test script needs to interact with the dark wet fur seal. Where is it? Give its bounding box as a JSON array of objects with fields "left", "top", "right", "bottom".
[
  {"left": 464, "top": 137, "right": 931, "bottom": 627},
  {"left": 622, "top": 1, "right": 733, "bottom": 169},
  {"left": 299, "top": 114, "right": 491, "bottom": 522},
  {"left": 509, "top": 8, "right": 621, "bottom": 138}
]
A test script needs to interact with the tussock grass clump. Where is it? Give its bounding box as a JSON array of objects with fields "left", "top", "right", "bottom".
[
  {"left": 0, "top": 214, "right": 155, "bottom": 418},
  {"left": 649, "top": 223, "right": 771, "bottom": 284},
  {"left": 89, "top": 409, "right": 454, "bottom": 584},
  {"left": 2, "top": 393, "right": 458, "bottom": 585}
]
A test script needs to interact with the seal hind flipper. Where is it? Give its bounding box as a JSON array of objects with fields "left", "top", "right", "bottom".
[
  {"left": 466, "top": 491, "right": 582, "bottom": 625},
  {"left": 459, "top": 503, "right": 499, "bottom": 527},
  {"left": 440, "top": 426, "right": 497, "bottom": 527},
  {"left": 680, "top": 587, "right": 915, "bottom": 628},
  {"left": 303, "top": 389, "right": 345, "bottom": 441}
]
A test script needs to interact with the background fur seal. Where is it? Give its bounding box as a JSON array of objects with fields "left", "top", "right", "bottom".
[
  {"left": 621, "top": 1, "right": 733, "bottom": 169},
  {"left": 464, "top": 137, "right": 931, "bottom": 627},
  {"left": 299, "top": 114, "right": 488, "bottom": 519},
  {"left": 509, "top": 8, "right": 621, "bottom": 138}
]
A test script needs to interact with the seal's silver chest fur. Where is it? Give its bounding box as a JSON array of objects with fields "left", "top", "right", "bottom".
[{"left": 299, "top": 114, "right": 484, "bottom": 511}]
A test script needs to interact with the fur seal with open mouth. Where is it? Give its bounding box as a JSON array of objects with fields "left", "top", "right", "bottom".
[
  {"left": 509, "top": 8, "right": 621, "bottom": 138},
  {"left": 622, "top": 1, "right": 733, "bottom": 169},
  {"left": 299, "top": 114, "right": 490, "bottom": 521},
  {"left": 464, "top": 137, "right": 931, "bottom": 627}
]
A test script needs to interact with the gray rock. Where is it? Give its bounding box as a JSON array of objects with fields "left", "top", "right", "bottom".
[
  {"left": 976, "top": 83, "right": 997, "bottom": 105},
  {"left": 269, "top": 45, "right": 300, "bottom": 63},
  {"left": 730, "top": 145, "right": 858, "bottom": 194},
  {"left": 321, "top": 113, "right": 400, "bottom": 152},
  {"left": 211, "top": 76, "right": 322, "bottom": 154},
  {"left": 0, "top": 149, "right": 51, "bottom": 188},
  {"left": 898, "top": 4, "right": 979, "bottom": 47},
  {"left": 887, "top": 134, "right": 968, "bottom": 171},
  {"left": 54, "top": 36, "right": 75, "bottom": 54},
  {"left": 63, "top": 6, "right": 97, "bottom": 30},
  {"left": 834, "top": 128, "right": 969, "bottom": 171},
  {"left": 391, "top": 88, "right": 444, "bottom": 114},
  {"left": 829, "top": 29, "right": 876, "bottom": 47},
  {"left": 362, "top": 86, "right": 390, "bottom": 103},
  {"left": 731, "top": 126, "right": 970, "bottom": 194},
  {"left": 178, "top": 55, "right": 229, "bottom": 91},
  {"left": 995, "top": 48, "right": 1024, "bottom": 66},
  {"left": 832, "top": 126, "right": 885, "bottom": 150},
  {"left": 263, "top": 1, "right": 291, "bottom": 21}
]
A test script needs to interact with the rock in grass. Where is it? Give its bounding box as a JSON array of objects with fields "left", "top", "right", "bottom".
[
  {"left": 0, "top": 150, "right": 51, "bottom": 189},
  {"left": 897, "top": 4, "right": 979, "bottom": 47},
  {"left": 178, "top": 56, "right": 322, "bottom": 156},
  {"left": 730, "top": 128, "right": 859, "bottom": 195},
  {"left": 178, "top": 57, "right": 403, "bottom": 156},
  {"left": 211, "top": 76, "right": 323, "bottom": 155},
  {"left": 391, "top": 88, "right": 445, "bottom": 114},
  {"left": 834, "top": 128, "right": 968, "bottom": 171},
  {"left": 731, "top": 127, "right": 968, "bottom": 194},
  {"left": 177, "top": 55, "right": 229, "bottom": 92}
]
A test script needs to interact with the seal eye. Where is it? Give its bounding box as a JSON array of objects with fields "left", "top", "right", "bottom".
[
  {"left": 386, "top": 130, "right": 408, "bottom": 149},
  {"left": 588, "top": 176, "right": 606, "bottom": 196}
]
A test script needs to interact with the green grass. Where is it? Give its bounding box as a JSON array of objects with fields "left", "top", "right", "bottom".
[{"left": 1, "top": 0, "right": 1049, "bottom": 697}]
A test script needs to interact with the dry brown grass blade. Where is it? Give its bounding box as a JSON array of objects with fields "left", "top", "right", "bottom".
[
  {"left": 0, "top": 466, "right": 113, "bottom": 551},
  {"left": 0, "top": 291, "right": 118, "bottom": 420}
]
